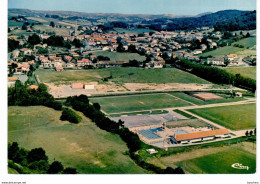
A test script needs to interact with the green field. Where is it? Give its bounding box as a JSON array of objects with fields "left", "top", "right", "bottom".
[
  {"left": 35, "top": 69, "right": 102, "bottom": 84},
  {"left": 199, "top": 37, "right": 256, "bottom": 58},
  {"left": 103, "top": 68, "right": 211, "bottom": 84},
  {"left": 90, "top": 51, "right": 146, "bottom": 63},
  {"left": 8, "top": 106, "right": 146, "bottom": 174},
  {"left": 33, "top": 25, "right": 71, "bottom": 35},
  {"left": 113, "top": 28, "right": 154, "bottom": 34},
  {"left": 168, "top": 92, "right": 246, "bottom": 105},
  {"left": 90, "top": 93, "right": 193, "bottom": 114},
  {"left": 175, "top": 148, "right": 256, "bottom": 174},
  {"left": 188, "top": 103, "right": 256, "bottom": 130},
  {"left": 232, "top": 36, "right": 256, "bottom": 49},
  {"left": 36, "top": 67, "right": 211, "bottom": 84},
  {"left": 224, "top": 67, "right": 256, "bottom": 80}
]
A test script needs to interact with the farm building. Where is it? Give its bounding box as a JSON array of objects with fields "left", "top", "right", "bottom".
[{"left": 171, "top": 129, "right": 230, "bottom": 144}]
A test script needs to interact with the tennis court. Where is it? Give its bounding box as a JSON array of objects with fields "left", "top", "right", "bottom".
[{"left": 137, "top": 128, "right": 163, "bottom": 140}]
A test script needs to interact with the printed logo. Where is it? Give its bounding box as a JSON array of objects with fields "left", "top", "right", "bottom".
[{"left": 231, "top": 163, "right": 249, "bottom": 170}]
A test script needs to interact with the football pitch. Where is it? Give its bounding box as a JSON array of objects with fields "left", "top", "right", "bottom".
[
  {"left": 188, "top": 103, "right": 256, "bottom": 130},
  {"left": 90, "top": 93, "right": 193, "bottom": 114}
]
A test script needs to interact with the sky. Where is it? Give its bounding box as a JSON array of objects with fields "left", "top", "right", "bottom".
[{"left": 8, "top": 0, "right": 256, "bottom": 15}]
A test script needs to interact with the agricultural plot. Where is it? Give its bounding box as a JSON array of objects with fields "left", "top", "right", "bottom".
[
  {"left": 224, "top": 67, "right": 256, "bottom": 80},
  {"left": 188, "top": 103, "right": 256, "bottom": 130},
  {"left": 90, "top": 51, "right": 146, "bottom": 63},
  {"left": 90, "top": 93, "right": 193, "bottom": 114},
  {"left": 175, "top": 147, "right": 256, "bottom": 174},
  {"left": 8, "top": 106, "right": 146, "bottom": 174}
]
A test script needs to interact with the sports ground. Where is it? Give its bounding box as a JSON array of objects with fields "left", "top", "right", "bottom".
[{"left": 90, "top": 93, "right": 193, "bottom": 114}]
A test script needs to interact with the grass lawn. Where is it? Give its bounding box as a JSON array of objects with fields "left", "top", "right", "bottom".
[
  {"left": 224, "top": 67, "right": 256, "bottom": 80},
  {"left": 188, "top": 103, "right": 256, "bottom": 130},
  {"left": 90, "top": 93, "right": 193, "bottom": 114},
  {"left": 168, "top": 92, "right": 246, "bottom": 105},
  {"left": 175, "top": 147, "right": 256, "bottom": 174},
  {"left": 232, "top": 36, "right": 256, "bottom": 49},
  {"left": 110, "top": 109, "right": 168, "bottom": 117},
  {"left": 89, "top": 51, "right": 146, "bottom": 63},
  {"left": 8, "top": 106, "right": 146, "bottom": 174},
  {"left": 36, "top": 67, "right": 211, "bottom": 85}
]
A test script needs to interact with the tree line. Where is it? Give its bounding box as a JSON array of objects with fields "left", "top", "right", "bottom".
[
  {"left": 174, "top": 58, "right": 256, "bottom": 92},
  {"left": 8, "top": 142, "right": 77, "bottom": 174}
]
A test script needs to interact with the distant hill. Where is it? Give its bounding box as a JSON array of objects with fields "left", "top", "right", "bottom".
[
  {"left": 214, "top": 10, "right": 256, "bottom": 31},
  {"left": 165, "top": 10, "right": 252, "bottom": 31}
]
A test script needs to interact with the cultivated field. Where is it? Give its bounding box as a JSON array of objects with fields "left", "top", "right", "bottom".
[
  {"left": 8, "top": 106, "right": 146, "bottom": 174},
  {"left": 224, "top": 67, "right": 256, "bottom": 80},
  {"left": 188, "top": 103, "right": 256, "bottom": 130},
  {"left": 90, "top": 93, "right": 193, "bottom": 114},
  {"left": 90, "top": 51, "right": 146, "bottom": 63}
]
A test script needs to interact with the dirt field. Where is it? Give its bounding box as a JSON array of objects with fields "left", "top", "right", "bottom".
[{"left": 46, "top": 82, "right": 214, "bottom": 98}]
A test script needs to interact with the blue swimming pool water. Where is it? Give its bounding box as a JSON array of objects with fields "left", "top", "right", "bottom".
[{"left": 137, "top": 128, "right": 163, "bottom": 140}]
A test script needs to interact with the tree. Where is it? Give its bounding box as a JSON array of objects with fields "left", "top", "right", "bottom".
[
  {"left": 118, "top": 119, "right": 124, "bottom": 128},
  {"left": 28, "top": 34, "right": 41, "bottom": 45},
  {"left": 8, "top": 28, "right": 11, "bottom": 33},
  {"left": 50, "top": 21, "right": 55, "bottom": 28},
  {"left": 27, "top": 148, "right": 48, "bottom": 163},
  {"left": 48, "top": 161, "right": 64, "bottom": 174},
  {"left": 254, "top": 128, "right": 256, "bottom": 135},
  {"left": 63, "top": 167, "right": 77, "bottom": 174},
  {"left": 246, "top": 32, "right": 250, "bottom": 37},
  {"left": 22, "top": 23, "right": 27, "bottom": 30},
  {"left": 93, "top": 103, "right": 101, "bottom": 110},
  {"left": 60, "top": 108, "right": 82, "bottom": 124},
  {"left": 245, "top": 131, "right": 249, "bottom": 137},
  {"left": 249, "top": 130, "right": 253, "bottom": 136}
]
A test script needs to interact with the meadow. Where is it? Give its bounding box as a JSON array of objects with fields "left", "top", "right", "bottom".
[
  {"left": 90, "top": 51, "right": 146, "bottom": 63},
  {"left": 188, "top": 103, "right": 256, "bottom": 130},
  {"left": 8, "top": 106, "right": 146, "bottom": 174},
  {"left": 90, "top": 93, "right": 193, "bottom": 114},
  {"left": 223, "top": 67, "right": 256, "bottom": 80},
  {"left": 36, "top": 67, "right": 211, "bottom": 84},
  {"left": 199, "top": 37, "right": 256, "bottom": 58}
]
